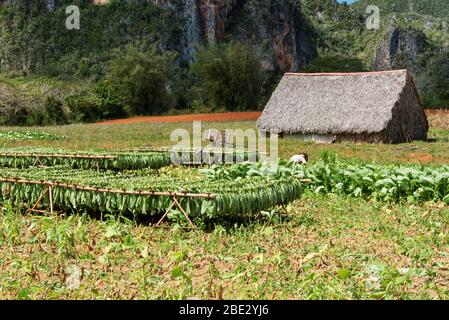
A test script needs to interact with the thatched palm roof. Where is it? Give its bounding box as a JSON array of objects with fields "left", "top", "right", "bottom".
[{"left": 257, "top": 70, "right": 428, "bottom": 140}]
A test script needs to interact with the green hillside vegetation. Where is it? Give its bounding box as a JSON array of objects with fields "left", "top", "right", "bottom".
[
  {"left": 355, "top": 0, "right": 449, "bottom": 20},
  {"left": 353, "top": 0, "right": 449, "bottom": 49},
  {"left": 302, "top": 0, "right": 449, "bottom": 107},
  {"left": 418, "top": 50, "right": 449, "bottom": 108},
  {"left": 301, "top": 56, "right": 369, "bottom": 73},
  {"left": 0, "top": 0, "right": 448, "bottom": 127},
  {"left": 0, "top": 0, "right": 180, "bottom": 78}
]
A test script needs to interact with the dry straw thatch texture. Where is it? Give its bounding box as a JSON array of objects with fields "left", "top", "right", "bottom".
[{"left": 257, "top": 70, "right": 429, "bottom": 144}]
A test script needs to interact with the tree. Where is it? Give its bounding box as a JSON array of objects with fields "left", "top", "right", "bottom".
[
  {"left": 92, "top": 81, "right": 127, "bottom": 119},
  {"left": 107, "top": 46, "right": 173, "bottom": 115},
  {"left": 192, "top": 42, "right": 264, "bottom": 111},
  {"left": 418, "top": 50, "right": 449, "bottom": 108},
  {"left": 301, "top": 55, "right": 368, "bottom": 73},
  {"left": 43, "top": 96, "right": 67, "bottom": 125}
]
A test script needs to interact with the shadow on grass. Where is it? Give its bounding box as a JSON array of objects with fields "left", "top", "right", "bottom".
[{"left": 18, "top": 202, "right": 298, "bottom": 233}]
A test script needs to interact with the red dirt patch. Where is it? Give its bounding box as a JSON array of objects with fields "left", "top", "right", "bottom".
[
  {"left": 96, "top": 112, "right": 262, "bottom": 125},
  {"left": 96, "top": 109, "right": 448, "bottom": 130},
  {"left": 409, "top": 152, "right": 434, "bottom": 163}
]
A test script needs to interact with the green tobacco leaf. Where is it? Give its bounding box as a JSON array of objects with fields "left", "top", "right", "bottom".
[{"left": 337, "top": 269, "right": 351, "bottom": 280}]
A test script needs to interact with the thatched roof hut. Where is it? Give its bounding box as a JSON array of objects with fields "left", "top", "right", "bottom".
[{"left": 257, "top": 70, "right": 429, "bottom": 144}]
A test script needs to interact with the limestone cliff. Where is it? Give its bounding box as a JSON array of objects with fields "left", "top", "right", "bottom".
[
  {"left": 171, "top": 0, "right": 316, "bottom": 72},
  {"left": 0, "top": 0, "right": 441, "bottom": 75},
  {"left": 373, "top": 27, "right": 429, "bottom": 74}
]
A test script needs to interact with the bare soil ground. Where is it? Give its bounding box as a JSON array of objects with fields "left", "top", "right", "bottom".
[
  {"left": 426, "top": 109, "right": 449, "bottom": 130},
  {"left": 96, "top": 109, "right": 448, "bottom": 129},
  {"left": 0, "top": 110, "right": 448, "bottom": 299},
  {"left": 96, "top": 112, "right": 262, "bottom": 125}
]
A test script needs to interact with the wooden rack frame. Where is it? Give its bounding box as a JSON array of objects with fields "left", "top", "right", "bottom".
[
  {"left": 122, "top": 147, "right": 268, "bottom": 156},
  {"left": 0, "top": 177, "right": 216, "bottom": 199},
  {"left": 0, "top": 176, "right": 309, "bottom": 229},
  {"left": 0, "top": 152, "right": 118, "bottom": 160},
  {"left": 0, "top": 176, "right": 217, "bottom": 229}
]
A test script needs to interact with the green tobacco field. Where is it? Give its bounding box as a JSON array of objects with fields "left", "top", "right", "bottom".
[{"left": 0, "top": 111, "right": 448, "bottom": 300}]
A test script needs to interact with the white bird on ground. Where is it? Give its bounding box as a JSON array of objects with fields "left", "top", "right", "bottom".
[{"left": 289, "top": 153, "right": 308, "bottom": 165}]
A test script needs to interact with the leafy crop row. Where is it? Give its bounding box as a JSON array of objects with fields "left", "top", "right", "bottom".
[
  {"left": 0, "top": 166, "right": 302, "bottom": 218},
  {"left": 0, "top": 131, "right": 67, "bottom": 141},
  {"left": 0, "top": 147, "right": 260, "bottom": 170},
  {"left": 169, "top": 148, "right": 260, "bottom": 165},
  {"left": 304, "top": 162, "right": 449, "bottom": 204},
  {"left": 203, "top": 160, "right": 449, "bottom": 204},
  {"left": 0, "top": 152, "right": 172, "bottom": 171}
]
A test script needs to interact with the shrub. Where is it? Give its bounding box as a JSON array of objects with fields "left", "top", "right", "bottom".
[
  {"left": 64, "top": 82, "right": 127, "bottom": 123},
  {"left": 92, "top": 81, "right": 127, "bottom": 119},
  {"left": 107, "top": 46, "right": 173, "bottom": 115},
  {"left": 0, "top": 96, "right": 66, "bottom": 126},
  {"left": 302, "top": 55, "right": 368, "bottom": 73},
  {"left": 0, "top": 107, "right": 28, "bottom": 126},
  {"left": 24, "top": 110, "right": 45, "bottom": 126},
  {"left": 418, "top": 50, "right": 449, "bottom": 109},
  {"left": 64, "top": 94, "right": 101, "bottom": 124},
  {"left": 192, "top": 42, "right": 264, "bottom": 111},
  {"left": 42, "top": 96, "right": 67, "bottom": 125}
]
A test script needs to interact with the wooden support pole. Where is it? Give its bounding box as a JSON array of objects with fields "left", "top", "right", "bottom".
[
  {"left": 0, "top": 177, "right": 217, "bottom": 199},
  {"left": 26, "top": 187, "right": 49, "bottom": 214},
  {"left": 49, "top": 186, "right": 54, "bottom": 215},
  {"left": 155, "top": 196, "right": 196, "bottom": 229},
  {"left": 122, "top": 147, "right": 266, "bottom": 156},
  {"left": 0, "top": 152, "right": 118, "bottom": 160},
  {"left": 155, "top": 198, "right": 177, "bottom": 227},
  {"left": 32, "top": 156, "right": 44, "bottom": 167},
  {"left": 173, "top": 197, "right": 196, "bottom": 229}
]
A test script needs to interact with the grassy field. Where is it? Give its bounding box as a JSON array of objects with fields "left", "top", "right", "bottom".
[
  {"left": 1, "top": 111, "right": 448, "bottom": 165},
  {"left": 0, "top": 111, "right": 448, "bottom": 299}
]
